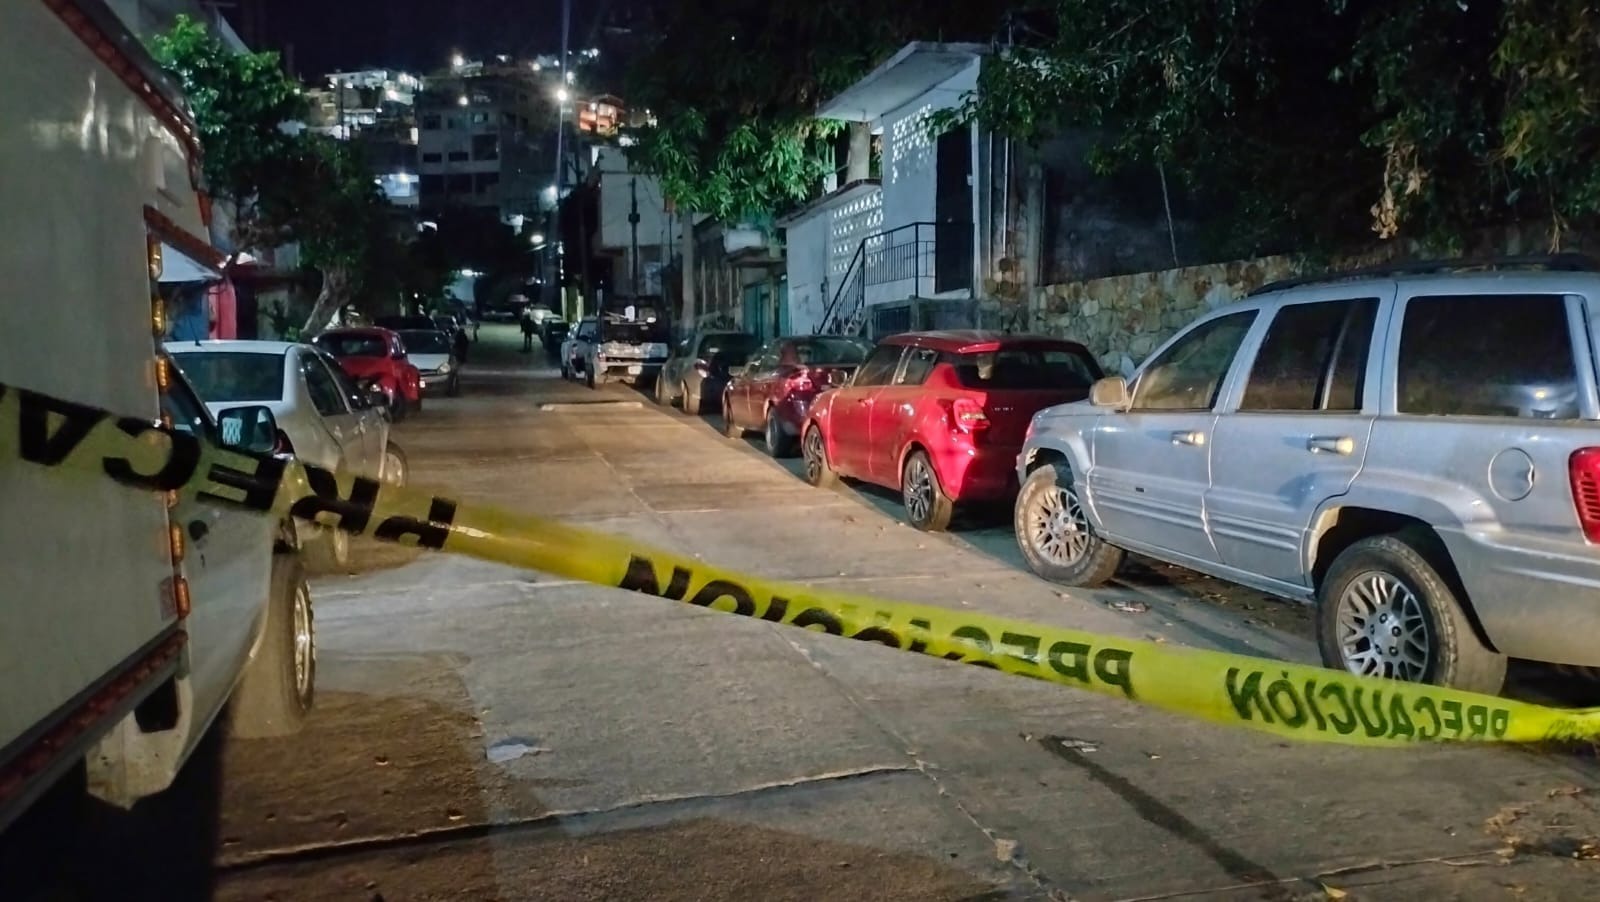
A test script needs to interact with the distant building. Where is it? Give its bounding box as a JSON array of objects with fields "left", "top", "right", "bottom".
[{"left": 416, "top": 68, "right": 553, "bottom": 224}]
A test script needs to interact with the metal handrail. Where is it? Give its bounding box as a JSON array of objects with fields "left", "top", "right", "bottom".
[
  {"left": 818, "top": 220, "right": 973, "bottom": 334},
  {"left": 816, "top": 241, "right": 867, "bottom": 334}
]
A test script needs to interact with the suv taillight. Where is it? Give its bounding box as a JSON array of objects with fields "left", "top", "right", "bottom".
[
  {"left": 1569, "top": 448, "right": 1600, "bottom": 542},
  {"left": 950, "top": 398, "right": 989, "bottom": 433}
]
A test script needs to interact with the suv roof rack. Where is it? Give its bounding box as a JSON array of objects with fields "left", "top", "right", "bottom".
[{"left": 1247, "top": 253, "right": 1600, "bottom": 297}]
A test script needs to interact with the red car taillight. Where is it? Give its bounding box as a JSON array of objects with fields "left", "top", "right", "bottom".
[
  {"left": 274, "top": 429, "right": 295, "bottom": 455},
  {"left": 949, "top": 397, "right": 990, "bottom": 433},
  {"left": 1569, "top": 448, "right": 1600, "bottom": 542},
  {"left": 788, "top": 370, "right": 816, "bottom": 393}
]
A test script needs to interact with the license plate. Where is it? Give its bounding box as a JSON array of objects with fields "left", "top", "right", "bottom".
[{"left": 628, "top": 364, "right": 642, "bottom": 375}]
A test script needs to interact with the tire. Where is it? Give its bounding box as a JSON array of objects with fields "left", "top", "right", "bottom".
[
  {"left": 684, "top": 382, "right": 701, "bottom": 415},
  {"left": 412, "top": 393, "right": 422, "bottom": 413},
  {"left": 383, "top": 441, "right": 408, "bottom": 488},
  {"left": 722, "top": 392, "right": 744, "bottom": 438},
  {"left": 654, "top": 371, "right": 672, "bottom": 406},
  {"left": 1013, "top": 462, "right": 1124, "bottom": 587},
  {"left": 1316, "top": 532, "right": 1507, "bottom": 694},
  {"left": 586, "top": 367, "right": 597, "bottom": 389},
  {"left": 561, "top": 361, "right": 571, "bottom": 380},
  {"left": 764, "top": 408, "right": 796, "bottom": 458},
  {"left": 802, "top": 424, "right": 838, "bottom": 488},
  {"left": 229, "top": 553, "right": 315, "bottom": 739},
  {"left": 901, "top": 450, "right": 955, "bottom": 532},
  {"left": 390, "top": 391, "right": 408, "bottom": 422},
  {"left": 300, "top": 521, "right": 349, "bottom": 572}
]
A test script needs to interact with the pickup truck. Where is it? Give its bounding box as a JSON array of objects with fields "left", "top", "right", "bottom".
[
  {"left": 0, "top": 0, "right": 315, "bottom": 868},
  {"left": 582, "top": 316, "right": 672, "bottom": 389}
]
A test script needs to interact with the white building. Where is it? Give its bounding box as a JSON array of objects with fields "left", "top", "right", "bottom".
[{"left": 781, "top": 43, "right": 989, "bottom": 337}]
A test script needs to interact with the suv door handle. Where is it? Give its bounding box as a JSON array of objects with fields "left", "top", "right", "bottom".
[
  {"left": 1170, "top": 430, "right": 1206, "bottom": 446},
  {"left": 1306, "top": 435, "right": 1356, "bottom": 455}
]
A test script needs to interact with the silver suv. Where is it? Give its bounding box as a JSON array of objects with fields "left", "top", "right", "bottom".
[{"left": 1015, "top": 258, "right": 1600, "bottom": 694}]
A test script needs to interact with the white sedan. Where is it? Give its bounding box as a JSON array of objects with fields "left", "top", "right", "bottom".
[
  {"left": 167, "top": 340, "right": 408, "bottom": 569},
  {"left": 396, "top": 329, "right": 461, "bottom": 397}
]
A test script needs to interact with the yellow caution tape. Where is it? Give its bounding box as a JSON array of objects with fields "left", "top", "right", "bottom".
[{"left": 3, "top": 381, "right": 1599, "bottom": 747}]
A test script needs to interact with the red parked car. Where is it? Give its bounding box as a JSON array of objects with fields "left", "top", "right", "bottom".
[
  {"left": 803, "top": 331, "right": 1103, "bottom": 531},
  {"left": 721, "top": 335, "right": 873, "bottom": 457},
  {"left": 313, "top": 327, "right": 423, "bottom": 420}
]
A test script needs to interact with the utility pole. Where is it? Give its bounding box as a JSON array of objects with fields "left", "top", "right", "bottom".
[{"left": 629, "top": 176, "right": 641, "bottom": 301}]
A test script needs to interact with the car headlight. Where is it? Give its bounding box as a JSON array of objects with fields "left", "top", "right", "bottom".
[{"left": 439, "top": 361, "right": 453, "bottom": 374}]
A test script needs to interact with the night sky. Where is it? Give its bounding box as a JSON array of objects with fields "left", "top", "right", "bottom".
[{"left": 255, "top": 0, "right": 611, "bottom": 78}]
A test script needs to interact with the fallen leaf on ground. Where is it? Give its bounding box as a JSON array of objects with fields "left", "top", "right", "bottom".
[
  {"left": 994, "top": 838, "right": 1019, "bottom": 862},
  {"left": 1109, "top": 600, "right": 1150, "bottom": 614},
  {"left": 1058, "top": 737, "right": 1098, "bottom": 753},
  {"left": 1549, "top": 785, "right": 1587, "bottom": 798},
  {"left": 1321, "top": 884, "right": 1347, "bottom": 900},
  {"left": 1486, "top": 805, "right": 1529, "bottom": 832}
]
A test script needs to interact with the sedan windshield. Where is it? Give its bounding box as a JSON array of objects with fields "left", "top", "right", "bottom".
[
  {"left": 792, "top": 337, "right": 870, "bottom": 365},
  {"left": 399, "top": 330, "right": 453, "bottom": 355},
  {"left": 699, "top": 332, "right": 759, "bottom": 362},
  {"left": 172, "top": 351, "right": 285, "bottom": 403},
  {"left": 950, "top": 347, "right": 1103, "bottom": 390},
  {"left": 319, "top": 333, "right": 389, "bottom": 358}
]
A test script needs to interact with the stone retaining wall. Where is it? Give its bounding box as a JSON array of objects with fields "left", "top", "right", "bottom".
[{"left": 1031, "top": 256, "right": 1296, "bottom": 375}]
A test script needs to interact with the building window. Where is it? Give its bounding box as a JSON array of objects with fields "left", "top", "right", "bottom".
[
  {"left": 421, "top": 114, "right": 441, "bottom": 129},
  {"left": 421, "top": 152, "right": 442, "bottom": 164},
  {"left": 448, "top": 151, "right": 469, "bottom": 162},
  {"left": 446, "top": 174, "right": 473, "bottom": 194},
  {"left": 472, "top": 134, "right": 500, "bottom": 161},
  {"left": 471, "top": 111, "right": 490, "bottom": 125},
  {"left": 475, "top": 172, "right": 500, "bottom": 192},
  {"left": 446, "top": 116, "right": 463, "bottom": 130},
  {"left": 420, "top": 174, "right": 444, "bottom": 195}
]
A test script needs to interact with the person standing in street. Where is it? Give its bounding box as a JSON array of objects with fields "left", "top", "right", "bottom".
[{"left": 520, "top": 305, "right": 537, "bottom": 352}]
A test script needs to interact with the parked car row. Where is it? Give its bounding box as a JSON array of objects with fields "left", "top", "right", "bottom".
[
  {"left": 166, "top": 321, "right": 468, "bottom": 569},
  {"left": 654, "top": 263, "right": 1600, "bottom": 698}
]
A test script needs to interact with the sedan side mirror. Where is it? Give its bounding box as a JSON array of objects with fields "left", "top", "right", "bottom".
[
  {"left": 1089, "top": 376, "right": 1131, "bottom": 410},
  {"left": 216, "top": 405, "right": 279, "bottom": 455}
]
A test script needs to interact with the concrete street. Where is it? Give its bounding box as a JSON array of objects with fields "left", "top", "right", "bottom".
[{"left": 206, "top": 324, "right": 1600, "bottom": 901}]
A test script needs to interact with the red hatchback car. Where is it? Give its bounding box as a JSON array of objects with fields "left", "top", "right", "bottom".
[
  {"left": 721, "top": 335, "right": 873, "bottom": 457},
  {"left": 314, "top": 327, "right": 423, "bottom": 419},
  {"left": 803, "top": 331, "right": 1102, "bottom": 531}
]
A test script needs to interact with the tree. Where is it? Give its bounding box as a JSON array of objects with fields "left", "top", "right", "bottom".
[
  {"left": 938, "top": 0, "right": 1600, "bottom": 258},
  {"left": 151, "top": 16, "right": 390, "bottom": 334},
  {"left": 625, "top": 0, "right": 1003, "bottom": 222}
]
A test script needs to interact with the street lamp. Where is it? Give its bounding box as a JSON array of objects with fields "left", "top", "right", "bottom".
[
  {"left": 555, "top": 87, "right": 570, "bottom": 103},
  {"left": 451, "top": 53, "right": 465, "bottom": 68},
  {"left": 458, "top": 95, "right": 470, "bottom": 107},
  {"left": 529, "top": 232, "right": 545, "bottom": 245}
]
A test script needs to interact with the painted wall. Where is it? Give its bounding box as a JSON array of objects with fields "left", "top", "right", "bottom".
[
  {"left": 784, "top": 214, "right": 830, "bottom": 335},
  {"left": 878, "top": 59, "right": 978, "bottom": 237}
]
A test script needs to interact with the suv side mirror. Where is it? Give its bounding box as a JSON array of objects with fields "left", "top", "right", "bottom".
[
  {"left": 216, "top": 405, "right": 279, "bottom": 454},
  {"left": 1089, "top": 376, "right": 1131, "bottom": 410}
]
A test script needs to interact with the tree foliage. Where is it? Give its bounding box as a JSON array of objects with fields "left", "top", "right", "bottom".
[
  {"left": 152, "top": 16, "right": 398, "bottom": 332},
  {"left": 624, "top": 0, "right": 1001, "bottom": 220},
  {"left": 940, "top": 0, "right": 1600, "bottom": 257}
]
